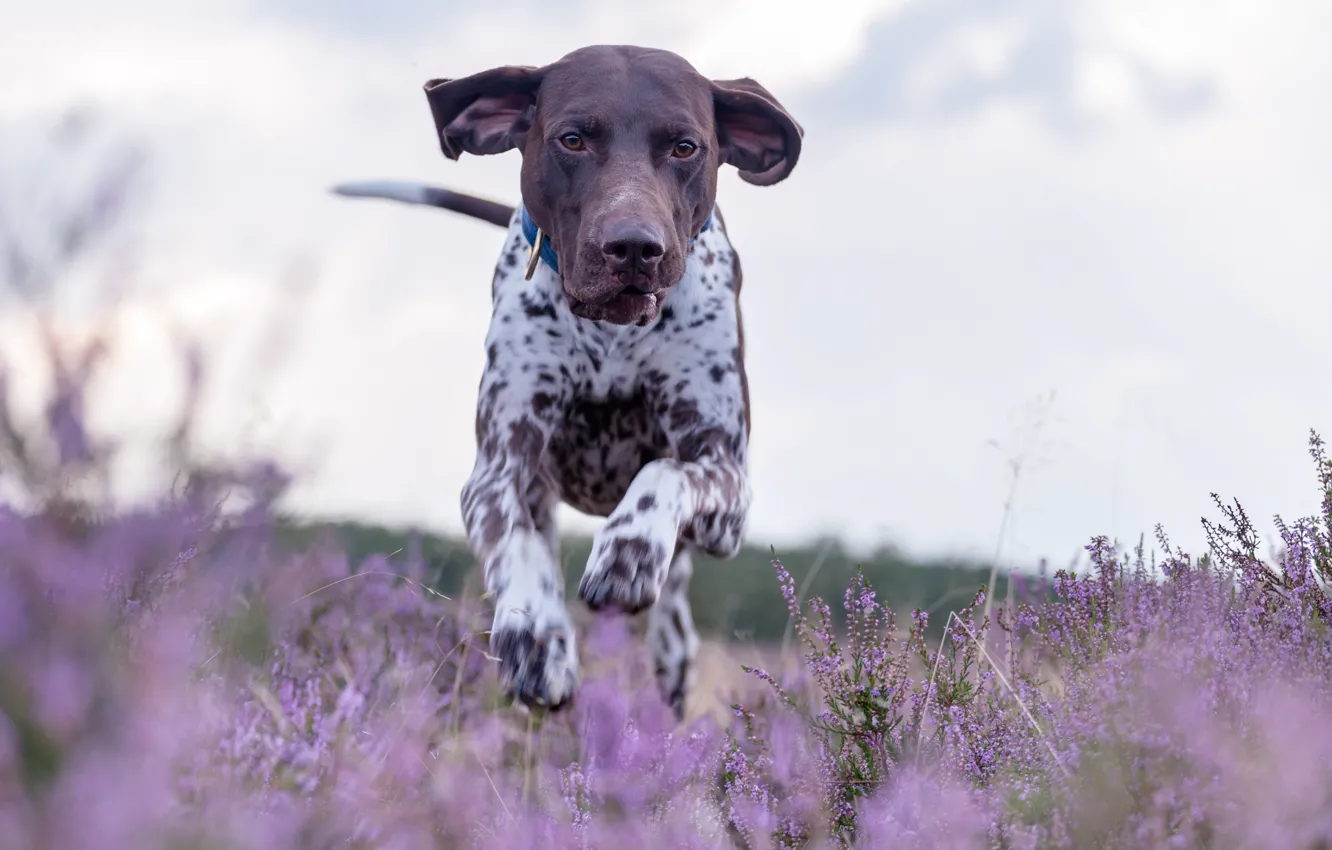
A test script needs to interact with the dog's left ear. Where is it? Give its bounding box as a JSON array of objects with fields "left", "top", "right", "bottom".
[
  {"left": 712, "top": 77, "right": 804, "bottom": 186},
  {"left": 424, "top": 65, "right": 546, "bottom": 160}
]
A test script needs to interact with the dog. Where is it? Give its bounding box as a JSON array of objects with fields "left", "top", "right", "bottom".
[{"left": 333, "top": 44, "right": 802, "bottom": 719}]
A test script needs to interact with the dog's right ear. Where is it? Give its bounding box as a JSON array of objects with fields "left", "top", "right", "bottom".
[{"left": 424, "top": 65, "right": 546, "bottom": 160}]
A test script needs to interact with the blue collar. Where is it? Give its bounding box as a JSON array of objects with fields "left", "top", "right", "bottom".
[{"left": 520, "top": 206, "right": 714, "bottom": 276}]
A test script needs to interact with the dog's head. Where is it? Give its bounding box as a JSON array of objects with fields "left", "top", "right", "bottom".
[{"left": 423, "top": 45, "right": 802, "bottom": 325}]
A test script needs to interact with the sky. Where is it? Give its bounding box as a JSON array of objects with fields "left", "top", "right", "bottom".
[{"left": 1, "top": 0, "right": 1329, "bottom": 571}]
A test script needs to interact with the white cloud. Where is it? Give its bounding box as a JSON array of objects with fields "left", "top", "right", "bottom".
[{"left": 680, "top": 0, "right": 902, "bottom": 89}]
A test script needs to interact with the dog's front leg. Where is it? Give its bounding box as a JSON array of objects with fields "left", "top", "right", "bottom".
[
  {"left": 462, "top": 319, "right": 576, "bottom": 710},
  {"left": 579, "top": 419, "right": 750, "bottom": 614}
]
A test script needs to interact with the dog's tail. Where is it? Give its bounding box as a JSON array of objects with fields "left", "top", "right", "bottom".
[{"left": 330, "top": 180, "right": 515, "bottom": 229}]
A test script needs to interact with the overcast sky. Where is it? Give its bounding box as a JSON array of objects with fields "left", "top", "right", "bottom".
[{"left": 1, "top": 0, "right": 1329, "bottom": 570}]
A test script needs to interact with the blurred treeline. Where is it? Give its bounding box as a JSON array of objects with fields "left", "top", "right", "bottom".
[{"left": 275, "top": 519, "right": 1021, "bottom": 644}]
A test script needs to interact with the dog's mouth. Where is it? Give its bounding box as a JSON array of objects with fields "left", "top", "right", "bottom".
[{"left": 568, "top": 284, "right": 663, "bottom": 325}]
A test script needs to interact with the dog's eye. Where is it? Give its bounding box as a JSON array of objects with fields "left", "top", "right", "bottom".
[
  {"left": 672, "top": 140, "right": 698, "bottom": 158},
  {"left": 559, "top": 133, "right": 585, "bottom": 152}
]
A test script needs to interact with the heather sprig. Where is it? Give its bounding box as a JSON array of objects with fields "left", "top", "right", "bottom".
[{"left": 732, "top": 560, "right": 1005, "bottom": 842}]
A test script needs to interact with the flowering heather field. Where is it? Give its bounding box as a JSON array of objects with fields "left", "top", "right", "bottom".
[{"left": 3, "top": 352, "right": 1332, "bottom": 850}]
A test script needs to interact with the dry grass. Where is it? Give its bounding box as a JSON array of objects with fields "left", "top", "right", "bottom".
[{"left": 687, "top": 638, "right": 787, "bottom": 724}]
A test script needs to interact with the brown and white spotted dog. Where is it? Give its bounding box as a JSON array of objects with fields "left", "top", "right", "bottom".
[{"left": 333, "top": 44, "right": 802, "bottom": 718}]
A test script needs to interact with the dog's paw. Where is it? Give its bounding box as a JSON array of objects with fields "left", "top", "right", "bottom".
[
  {"left": 687, "top": 506, "right": 749, "bottom": 559},
  {"left": 484, "top": 528, "right": 579, "bottom": 710},
  {"left": 490, "top": 597, "right": 579, "bottom": 710},
  {"left": 579, "top": 510, "right": 677, "bottom": 614}
]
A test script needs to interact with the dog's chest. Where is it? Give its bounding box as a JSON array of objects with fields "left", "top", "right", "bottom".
[
  {"left": 538, "top": 321, "right": 663, "bottom": 514},
  {"left": 565, "top": 321, "right": 658, "bottom": 398},
  {"left": 489, "top": 222, "right": 739, "bottom": 514}
]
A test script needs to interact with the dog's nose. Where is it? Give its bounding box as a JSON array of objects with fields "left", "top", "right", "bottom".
[{"left": 601, "top": 220, "right": 665, "bottom": 276}]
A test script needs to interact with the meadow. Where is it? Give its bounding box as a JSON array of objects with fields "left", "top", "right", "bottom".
[
  {"left": 4, "top": 124, "right": 1332, "bottom": 850},
  {"left": 4, "top": 316, "right": 1332, "bottom": 849}
]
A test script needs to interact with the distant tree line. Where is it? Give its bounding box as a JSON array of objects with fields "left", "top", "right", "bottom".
[{"left": 274, "top": 519, "right": 1022, "bottom": 644}]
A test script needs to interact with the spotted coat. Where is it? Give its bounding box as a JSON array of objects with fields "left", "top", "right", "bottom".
[{"left": 461, "top": 206, "right": 749, "bottom": 716}]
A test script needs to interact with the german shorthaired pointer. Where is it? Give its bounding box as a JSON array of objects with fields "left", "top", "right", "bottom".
[{"left": 333, "top": 45, "right": 802, "bottom": 718}]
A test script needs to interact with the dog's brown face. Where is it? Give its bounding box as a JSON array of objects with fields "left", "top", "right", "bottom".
[{"left": 424, "top": 45, "right": 802, "bottom": 325}]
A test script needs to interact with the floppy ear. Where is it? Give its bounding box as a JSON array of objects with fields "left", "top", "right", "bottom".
[
  {"left": 711, "top": 77, "right": 803, "bottom": 186},
  {"left": 424, "top": 65, "right": 546, "bottom": 160}
]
